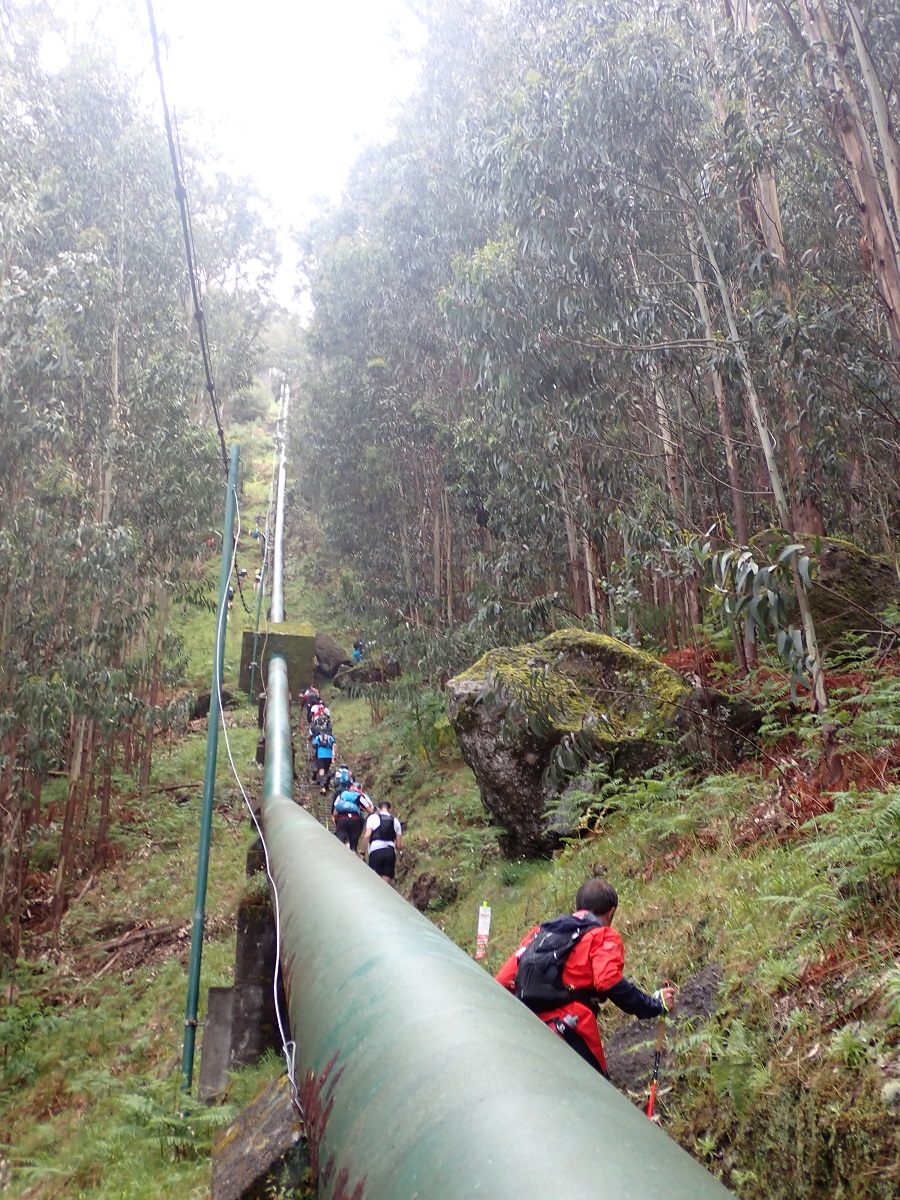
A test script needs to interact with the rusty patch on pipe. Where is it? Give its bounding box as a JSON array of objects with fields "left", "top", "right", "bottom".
[
  {"left": 300, "top": 1052, "right": 345, "bottom": 1181},
  {"left": 332, "top": 1165, "right": 366, "bottom": 1199}
]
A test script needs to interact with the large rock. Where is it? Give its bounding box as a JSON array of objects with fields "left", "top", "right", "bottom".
[
  {"left": 752, "top": 534, "right": 900, "bottom": 650},
  {"left": 447, "top": 629, "right": 756, "bottom": 857},
  {"left": 314, "top": 631, "right": 351, "bottom": 678},
  {"left": 447, "top": 630, "right": 691, "bottom": 857},
  {"left": 807, "top": 537, "right": 900, "bottom": 649}
]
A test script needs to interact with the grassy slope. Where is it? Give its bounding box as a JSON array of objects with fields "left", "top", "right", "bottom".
[
  {"left": 5, "top": 427, "right": 900, "bottom": 1198},
  {"left": 329, "top": 679, "right": 900, "bottom": 1199},
  {"left": 1, "top": 419, "right": 284, "bottom": 1199}
]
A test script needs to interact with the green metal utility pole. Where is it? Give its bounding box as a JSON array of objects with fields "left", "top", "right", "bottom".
[{"left": 181, "top": 442, "right": 239, "bottom": 1092}]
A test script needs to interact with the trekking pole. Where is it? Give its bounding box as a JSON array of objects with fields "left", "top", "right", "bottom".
[{"left": 646, "top": 1014, "right": 666, "bottom": 1119}]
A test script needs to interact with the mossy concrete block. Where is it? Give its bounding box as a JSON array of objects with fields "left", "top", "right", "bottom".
[
  {"left": 212, "top": 1076, "right": 307, "bottom": 1200},
  {"left": 231, "top": 898, "right": 287, "bottom": 1068},
  {"left": 447, "top": 629, "right": 692, "bottom": 857},
  {"left": 239, "top": 622, "right": 315, "bottom": 696},
  {"left": 198, "top": 987, "right": 234, "bottom": 1103}
]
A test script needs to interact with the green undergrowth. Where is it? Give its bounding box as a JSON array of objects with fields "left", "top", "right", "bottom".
[
  {"left": 1, "top": 421, "right": 284, "bottom": 1200},
  {"left": 0, "top": 693, "right": 273, "bottom": 1200},
  {"left": 333, "top": 684, "right": 900, "bottom": 1199}
]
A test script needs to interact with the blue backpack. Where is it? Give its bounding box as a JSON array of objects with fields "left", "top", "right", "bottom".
[
  {"left": 334, "top": 767, "right": 353, "bottom": 790},
  {"left": 334, "top": 789, "right": 361, "bottom": 816},
  {"left": 314, "top": 733, "right": 334, "bottom": 758}
]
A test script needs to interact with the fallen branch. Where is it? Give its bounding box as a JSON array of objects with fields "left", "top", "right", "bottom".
[
  {"left": 92, "top": 947, "right": 125, "bottom": 980},
  {"left": 94, "top": 920, "right": 188, "bottom": 953},
  {"left": 73, "top": 874, "right": 94, "bottom": 905}
]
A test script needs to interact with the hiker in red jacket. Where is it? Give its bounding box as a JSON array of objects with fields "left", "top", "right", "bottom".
[{"left": 495, "top": 878, "right": 676, "bottom": 1075}]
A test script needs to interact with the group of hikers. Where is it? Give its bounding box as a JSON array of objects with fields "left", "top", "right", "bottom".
[
  {"left": 298, "top": 681, "right": 674, "bottom": 1078},
  {"left": 299, "top": 685, "right": 403, "bottom": 884}
]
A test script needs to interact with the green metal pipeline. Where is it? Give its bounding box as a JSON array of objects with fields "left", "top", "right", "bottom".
[
  {"left": 182, "top": 442, "right": 239, "bottom": 1090},
  {"left": 270, "top": 384, "right": 289, "bottom": 625},
  {"left": 261, "top": 792, "right": 733, "bottom": 1200},
  {"left": 263, "top": 657, "right": 293, "bottom": 800}
]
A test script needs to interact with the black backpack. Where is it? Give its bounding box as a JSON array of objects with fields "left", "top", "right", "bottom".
[
  {"left": 514, "top": 914, "right": 603, "bottom": 1013},
  {"left": 373, "top": 812, "right": 395, "bottom": 843}
]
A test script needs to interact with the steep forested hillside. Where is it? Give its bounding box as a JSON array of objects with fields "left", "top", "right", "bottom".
[
  {"left": 295, "top": 0, "right": 900, "bottom": 693},
  {"left": 5, "top": 0, "right": 900, "bottom": 1198},
  {"left": 0, "top": 9, "right": 282, "bottom": 955},
  {"left": 288, "top": 2, "right": 900, "bottom": 1194}
]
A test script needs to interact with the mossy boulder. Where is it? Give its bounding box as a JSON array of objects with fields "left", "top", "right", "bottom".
[
  {"left": 808, "top": 538, "right": 900, "bottom": 649},
  {"left": 752, "top": 534, "right": 900, "bottom": 650},
  {"left": 314, "top": 631, "right": 351, "bottom": 678},
  {"left": 448, "top": 629, "right": 758, "bottom": 856},
  {"left": 447, "top": 629, "right": 718, "bottom": 857}
]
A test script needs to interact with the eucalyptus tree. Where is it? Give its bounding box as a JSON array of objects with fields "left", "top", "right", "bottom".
[
  {"left": 0, "top": 18, "right": 266, "bottom": 947},
  {"left": 296, "top": 0, "right": 900, "bottom": 716},
  {"left": 296, "top": 0, "right": 510, "bottom": 639}
]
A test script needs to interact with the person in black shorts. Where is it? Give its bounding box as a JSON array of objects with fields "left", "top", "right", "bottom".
[
  {"left": 332, "top": 786, "right": 365, "bottom": 852},
  {"left": 362, "top": 801, "right": 403, "bottom": 883}
]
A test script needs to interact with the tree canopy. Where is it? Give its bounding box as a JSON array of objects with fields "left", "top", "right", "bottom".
[{"left": 295, "top": 0, "right": 900, "bottom": 683}]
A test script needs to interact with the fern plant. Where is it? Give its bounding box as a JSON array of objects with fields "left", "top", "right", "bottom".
[
  {"left": 804, "top": 789, "right": 900, "bottom": 908},
  {"left": 116, "top": 1080, "right": 237, "bottom": 1161},
  {"left": 880, "top": 965, "right": 900, "bottom": 1026}
]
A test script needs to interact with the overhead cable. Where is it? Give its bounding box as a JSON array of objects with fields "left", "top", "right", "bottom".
[
  {"left": 146, "top": 0, "right": 228, "bottom": 475},
  {"left": 146, "top": 0, "right": 253, "bottom": 615}
]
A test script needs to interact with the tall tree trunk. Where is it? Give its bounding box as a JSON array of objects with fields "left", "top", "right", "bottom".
[
  {"left": 51, "top": 717, "right": 88, "bottom": 940},
  {"left": 140, "top": 581, "right": 170, "bottom": 791},
  {"left": 98, "top": 179, "right": 126, "bottom": 525},
  {"left": 845, "top": 1, "right": 900, "bottom": 239},
  {"left": 718, "top": 0, "right": 824, "bottom": 532},
  {"left": 2, "top": 806, "right": 26, "bottom": 960},
  {"left": 397, "top": 479, "right": 415, "bottom": 594},
  {"left": 691, "top": 200, "right": 828, "bottom": 712},
  {"left": 94, "top": 764, "right": 113, "bottom": 866},
  {"left": 686, "top": 214, "right": 749, "bottom": 546},
  {"left": 793, "top": 0, "right": 900, "bottom": 355},
  {"left": 432, "top": 505, "right": 441, "bottom": 614},
  {"left": 573, "top": 445, "right": 599, "bottom": 620},
  {"left": 442, "top": 487, "right": 454, "bottom": 628},
  {"left": 653, "top": 378, "right": 702, "bottom": 630},
  {"left": 557, "top": 467, "right": 587, "bottom": 619}
]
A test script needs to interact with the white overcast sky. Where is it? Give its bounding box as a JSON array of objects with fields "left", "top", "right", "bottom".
[{"left": 40, "top": 0, "right": 427, "bottom": 301}]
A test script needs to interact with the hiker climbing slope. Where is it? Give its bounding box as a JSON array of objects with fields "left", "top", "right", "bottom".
[
  {"left": 362, "top": 800, "right": 403, "bottom": 884},
  {"left": 332, "top": 783, "right": 365, "bottom": 851},
  {"left": 496, "top": 878, "right": 676, "bottom": 1076}
]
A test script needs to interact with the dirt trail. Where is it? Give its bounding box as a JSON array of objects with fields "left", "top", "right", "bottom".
[{"left": 604, "top": 964, "right": 720, "bottom": 1106}]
